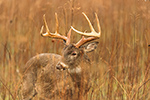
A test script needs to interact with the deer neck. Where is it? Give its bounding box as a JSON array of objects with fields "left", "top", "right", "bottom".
[
  {"left": 68, "top": 66, "right": 81, "bottom": 74},
  {"left": 68, "top": 66, "right": 82, "bottom": 88}
]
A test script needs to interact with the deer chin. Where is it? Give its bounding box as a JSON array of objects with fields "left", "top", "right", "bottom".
[{"left": 68, "top": 66, "right": 82, "bottom": 74}]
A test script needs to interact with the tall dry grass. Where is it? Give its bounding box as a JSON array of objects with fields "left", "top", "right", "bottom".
[{"left": 0, "top": 0, "right": 150, "bottom": 100}]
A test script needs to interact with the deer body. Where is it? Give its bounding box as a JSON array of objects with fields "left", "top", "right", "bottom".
[
  {"left": 21, "top": 12, "right": 101, "bottom": 100},
  {"left": 21, "top": 47, "right": 95, "bottom": 100}
]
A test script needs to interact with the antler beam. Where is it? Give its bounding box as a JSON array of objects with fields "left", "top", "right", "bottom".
[
  {"left": 71, "top": 12, "right": 101, "bottom": 48},
  {"left": 40, "top": 13, "right": 71, "bottom": 45}
]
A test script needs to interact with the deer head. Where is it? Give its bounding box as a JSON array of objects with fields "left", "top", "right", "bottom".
[{"left": 40, "top": 12, "right": 101, "bottom": 74}]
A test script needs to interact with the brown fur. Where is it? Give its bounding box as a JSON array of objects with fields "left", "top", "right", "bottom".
[{"left": 21, "top": 42, "right": 98, "bottom": 100}]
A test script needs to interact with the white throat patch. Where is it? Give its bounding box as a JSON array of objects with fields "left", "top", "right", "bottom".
[{"left": 68, "top": 67, "right": 82, "bottom": 74}]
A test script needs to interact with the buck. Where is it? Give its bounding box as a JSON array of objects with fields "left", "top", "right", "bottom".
[{"left": 21, "top": 12, "right": 101, "bottom": 100}]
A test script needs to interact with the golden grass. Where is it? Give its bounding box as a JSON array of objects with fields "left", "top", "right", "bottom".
[{"left": 0, "top": 0, "right": 150, "bottom": 99}]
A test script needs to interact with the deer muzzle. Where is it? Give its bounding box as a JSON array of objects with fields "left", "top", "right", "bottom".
[{"left": 56, "top": 62, "right": 68, "bottom": 70}]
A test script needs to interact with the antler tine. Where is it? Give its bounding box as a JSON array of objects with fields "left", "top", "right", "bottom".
[
  {"left": 82, "top": 12, "right": 95, "bottom": 33},
  {"left": 66, "top": 28, "right": 72, "bottom": 45},
  {"left": 55, "top": 13, "right": 59, "bottom": 34},
  {"left": 40, "top": 14, "right": 68, "bottom": 42},
  {"left": 40, "top": 14, "right": 50, "bottom": 36},
  {"left": 95, "top": 13, "right": 101, "bottom": 35}
]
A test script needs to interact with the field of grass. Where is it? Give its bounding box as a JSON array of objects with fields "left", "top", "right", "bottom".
[{"left": 0, "top": 0, "right": 150, "bottom": 100}]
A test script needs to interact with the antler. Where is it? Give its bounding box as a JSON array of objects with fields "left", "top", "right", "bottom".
[
  {"left": 40, "top": 13, "right": 71, "bottom": 45},
  {"left": 71, "top": 12, "right": 101, "bottom": 48}
]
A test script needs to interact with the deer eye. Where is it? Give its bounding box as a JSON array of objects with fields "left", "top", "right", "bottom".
[{"left": 71, "top": 52, "right": 77, "bottom": 56}]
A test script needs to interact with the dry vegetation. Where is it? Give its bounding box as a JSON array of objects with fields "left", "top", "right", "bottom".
[{"left": 0, "top": 0, "right": 150, "bottom": 100}]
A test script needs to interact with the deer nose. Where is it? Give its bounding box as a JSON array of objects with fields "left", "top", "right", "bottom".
[
  {"left": 56, "top": 62, "right": 68, "bottom": 70},
  {"left": 56, "top": 63, "right": 63, "bottom": 70}
]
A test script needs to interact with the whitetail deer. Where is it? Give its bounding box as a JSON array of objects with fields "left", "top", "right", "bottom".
[{"left": 21, "top": 12, "right": 101, "bottom": 100}]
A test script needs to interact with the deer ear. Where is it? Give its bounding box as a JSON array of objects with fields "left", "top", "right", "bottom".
[{"left": 83, "top": 42, "right": 99, "bottom": 53}]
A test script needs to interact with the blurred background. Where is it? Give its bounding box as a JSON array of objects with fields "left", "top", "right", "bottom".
[{"left": 0, "top": 0, "right": 150, "bottom": 99}]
